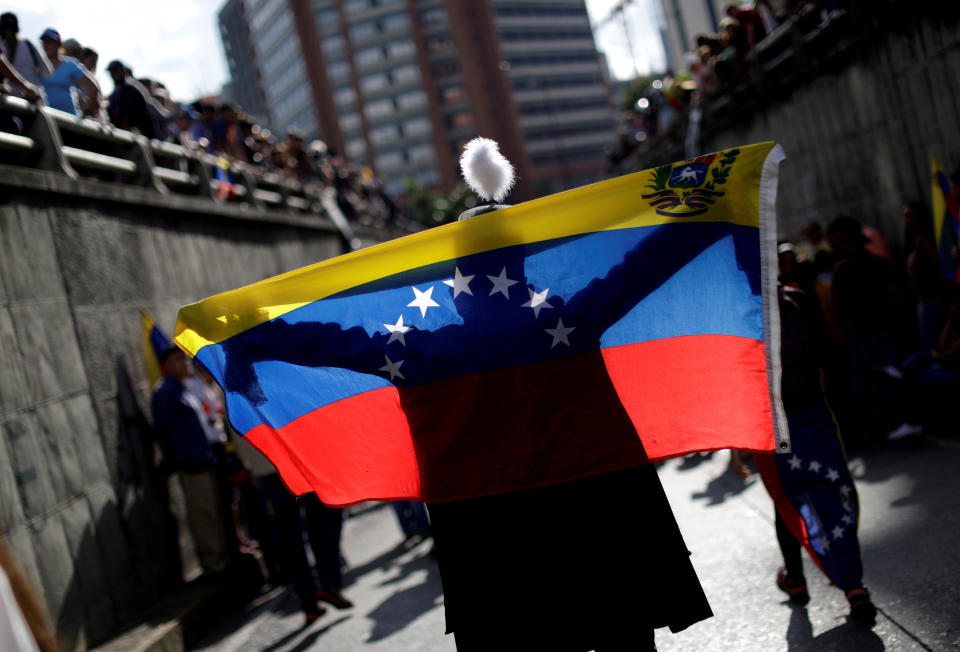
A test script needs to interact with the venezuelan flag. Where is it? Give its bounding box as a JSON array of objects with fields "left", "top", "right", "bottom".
[
  {"left": 931, "top": 155, "right": 960, "bottom": 281},
  {"left": 175, "top": 142, "right": 787, "bottom": 506},
  {"left": 141, "top": 309, "right": 173, "bottom": 390}
]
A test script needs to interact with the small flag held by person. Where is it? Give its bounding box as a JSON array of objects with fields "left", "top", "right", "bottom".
[
  {"left": 140, "top": 309, "right": 172, "bottom": 390},
  {"left": 175, "top": 141, "right": 787, "bottom": 506},
  {"left": 931, "top": 155, "right": 960, "bottom": 281}
]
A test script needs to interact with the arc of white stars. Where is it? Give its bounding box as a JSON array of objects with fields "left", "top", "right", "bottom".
[
  {"left": 443, "top": 267, "right": 474, "bottom": 298},
  {"left": 825, "top": 468, "right": 840, "bottom": 482},
  {"left": 378, "top": 355, "right": 405, "bottom": 381},
  {"left": 808, "top": 460, "right": 822, "bottom": 473},
  {"left": 545, "top": 318, "right": 576, "bottom": 348},
  {"left": 384, "top": 315, "right": 411, "bottom": 346},
  {"left": 408, "top": 286, "right": 439, "bottom": 318},
  {"left": 787, "top": 455, "right": 802, "bottom": 470},
  {"left": 487, "top": 267, "right": 518, "bottom": 299},
  {"left": 522, "top": 287, "right": 553, "bottom": 318},
  {"left": 831, "top": 525, "right": 845, "bottom": 540}
]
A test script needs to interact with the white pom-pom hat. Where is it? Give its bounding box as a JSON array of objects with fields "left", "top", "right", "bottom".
[{"left": 458, "top": 137, "right": 516, "bottom": 221}]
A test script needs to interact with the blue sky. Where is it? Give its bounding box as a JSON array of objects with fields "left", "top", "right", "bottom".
[{"left": 2, "top": 0, "right": 665, "bottom": 102}]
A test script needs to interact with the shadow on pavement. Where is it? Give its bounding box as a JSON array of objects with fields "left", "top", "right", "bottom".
[
  {"left": 786, "top": 604, "right": 884, "bottom": 651},
  {"left": 676, "top": 451, "right": 716, "bottom": 471},
  {"left": 364, "top": 550, "right": 443, "bottom": 643},
  {"left": 690, "top": 460, "right": 755, "bottom": 506},
  {"left": 259, "top": 614, "right": 351, "bottom": 652},
  {"left": 343, "top": 538, "right": 419, "bottom": 587}
]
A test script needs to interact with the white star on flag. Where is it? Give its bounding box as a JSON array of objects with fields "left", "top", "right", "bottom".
[
  {"left": 384, "top": 315, "right": 411, "bottom": 346},
  {"left": 841, "top": 514, "right": 854, "bottom": 525},
  {"left": 808, "top": 460, "right": 822, "bottom": 473},
  {"left": 408, "top": 286, "right": 440, "bottom": 318},
  {"left": 821, "top": 537, "right": 831, "bottom": 551},
  {"left": 788, "top": 455, "right": 802, "bottom": 470},
  {"left": 545, "top": 318, "right": 576, "bottom": 348},
  {"left": 522, "top": 287, "right": 553, "bottom": 318},
  {"left": 831, "top": 525, "right": 845, "bottom": 540},
  {"left": 487, "top": 267, "right": 518, "bottom": 298},
  {"left": 839, "top": 485, "right": 852, "bottom": 497},
  {"left": 826, "top": 468, "right": 840, "bottom": 482},
  {"left": 378, "top": 355, "right": 405, "bottom": 381},
  {"left": 443, "top": 267, "right": 474, "bottom": 298}
]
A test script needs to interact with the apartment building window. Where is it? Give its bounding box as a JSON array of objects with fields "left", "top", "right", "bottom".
[
  {"left": 346, "top": 138, "right": 366, "bottom": 158},
  {"left": 251, "top": 0, "right": 284, "bottom": 33},
  {"left": 420, "top": 7, "right": 447, "bottom": 28},
  {"left": 316, "top": 8, "right": 339, "bottom": 30},
  {"left": 441, "top": 86, "right": 466, "bottom": 105},
  {"left": 322, "top": 35, "right": 345, "bottom": 56},
  {"left": 375, "top": 150, "right": 405, "bottom": 171},
  {"left": 386, "top": 40, "right": 415, "bottom": 59},
  {"left": 334, "top": 86, "right": 357, "bottom": 107},
  {"left": 350, "top": 21, "right": 378, "bottom": 41},
  {"left": 382, "top": 13, "right": 409, "bottom": 33},
  {"left": 328, "top": 60, "right": 351, "bottom": 81},
  {"left": 449, "top": 111, "right": 473, "bottom": 128},
  {"left": 391, "top": 64, "right": 419, "bottom": 84},
  {"left": 361, "top": 73, "right": 388, "bottom": 92},
  {"left": 396, "top": 90, "right": 426, "bottom": 111},
  {"left": 371, "top": 124, "right": 400, "bottom": 145},
  {"left": 339, "top": 112, "right": 361, "bottom": 132},
  {"left": 356, "top": 46, "right": 383, "bottom": 66},
  {"left": 402, "top": 117, "right": 430, "bottom": 137},
  {"left": 365, "top": 98, "right": 394, "bottom": 119},
  {"left": 344, "top": 0, "right": 369, "bottom": 14},
  {"left": 408, "top": 143, "right": 435, "bottom": 165}
]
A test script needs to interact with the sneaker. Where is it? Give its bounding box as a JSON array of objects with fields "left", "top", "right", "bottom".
[
  {"left": 316, "top": 588, "right": 353, "bottom": 610},
  {"left": 304, "top": 606, "right": 326, "bottom": 625},
  {"left": 846, "top": 587, "right": 877, "bottom": 624},
  {"left": 887, "top": 422, "right": 922, "bottom": 441},
  {"left": 776, "top": 566, "right": 810, "bottom": 605}
]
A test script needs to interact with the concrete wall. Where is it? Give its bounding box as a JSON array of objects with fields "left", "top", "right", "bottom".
[
  {"left": 701, "top": 9, "right": 960, "bottom": 250},
  {"left": 0, "top": 167, "right": 394, "bottom": 649}
]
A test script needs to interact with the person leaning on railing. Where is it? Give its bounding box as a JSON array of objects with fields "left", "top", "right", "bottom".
[{"left": 0, "top": 51, "right": 41, "bottom": 103}]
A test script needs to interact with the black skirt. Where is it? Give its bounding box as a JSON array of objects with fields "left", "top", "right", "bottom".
[{"left": 427, "top": 464, "right": 712, "bottom": 652}]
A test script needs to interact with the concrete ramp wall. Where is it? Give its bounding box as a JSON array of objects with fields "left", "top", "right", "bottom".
[
  {"left": 701, "top": 7, "right": 960, "bottom": 247},
  {"left": 0, "top": 166, "right": 391, "bottom": 649}
]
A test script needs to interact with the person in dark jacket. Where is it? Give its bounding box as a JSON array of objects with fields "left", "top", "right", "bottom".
[
  {"left": 106, "top": 59, "right": 155, "bottom": 137},
  {"left": 152, "top": 347, "right": 229, "bottom": 575}
]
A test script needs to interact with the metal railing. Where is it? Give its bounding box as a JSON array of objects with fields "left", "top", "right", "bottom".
[{"left": 0, "top": 95, "right": 360, "bottom": 250}]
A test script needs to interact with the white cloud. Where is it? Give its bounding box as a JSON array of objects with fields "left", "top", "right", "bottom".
[{"left": 3, "top": 0, "right": 228, "bottom": 101}]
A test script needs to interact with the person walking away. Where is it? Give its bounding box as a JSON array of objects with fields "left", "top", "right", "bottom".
[{"left": 734, "top": 280, "right": 877, "bottom": 625}]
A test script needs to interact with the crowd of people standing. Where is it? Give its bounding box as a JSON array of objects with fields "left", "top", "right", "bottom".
[{"left": 0, "top": 11, "right": 400, "bottom": 228}]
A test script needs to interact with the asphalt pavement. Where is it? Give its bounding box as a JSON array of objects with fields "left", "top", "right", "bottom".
[{"left": 192, "top": 435, "right": 960, "bottom": 651}]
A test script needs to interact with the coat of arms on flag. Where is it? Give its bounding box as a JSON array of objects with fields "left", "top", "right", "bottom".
[{"left": 174, "top": 142, "right": 787, "bottom": 506}]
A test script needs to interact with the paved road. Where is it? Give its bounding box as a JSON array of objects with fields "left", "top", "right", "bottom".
[{"left": 193, "top": 435, "right": 960, "bottom": 651}]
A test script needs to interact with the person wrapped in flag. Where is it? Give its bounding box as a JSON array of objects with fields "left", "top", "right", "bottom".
[
  {"left": 737, "top": 257, "right": 877, "bottom": 624},
  {"left": 174, "top": 140, "right": 787, "bottom": 649}
]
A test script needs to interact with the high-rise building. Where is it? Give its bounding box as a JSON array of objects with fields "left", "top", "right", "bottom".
[
  {"left": 657, "top": 0, "right": 726, "bottom": 72},
  {"left": 218, "top": 0, "right": 616, "bottom": 198},
  {"left": 218, "top": 0, "right": 270, "bottom": 121}
]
